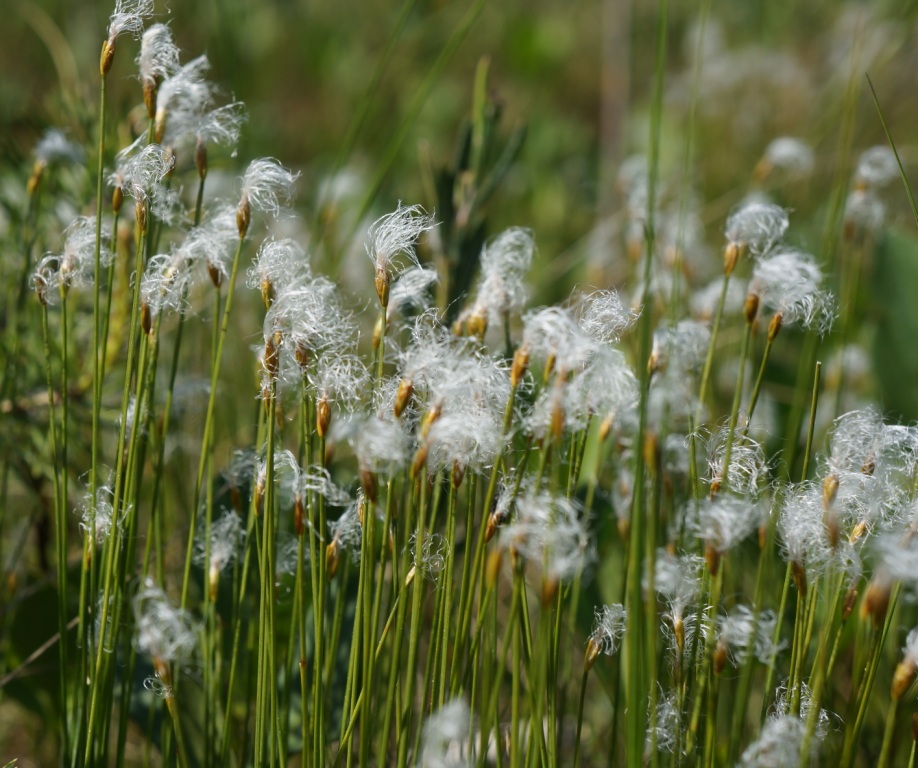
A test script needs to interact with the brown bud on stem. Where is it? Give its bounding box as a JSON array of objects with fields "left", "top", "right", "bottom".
[
  {"left": 195, "top": 136, "right": 208, "bottom": 181},
  {"left": 360, "top": 468, "right": 377, "bottom": 504},
  {"left": 822, "top": 474, "right": 839, "bottom": 510},
  {"left": 891, "top": 657, "right": 917, "bottom": 701},
  {"left": 511, "top": 345, "right": 530, "bottom": 388},
  {"left": 27, "top": 161, "right": 44, "bottom": 197},
  {"left": 767, "top": 312, "right": 783, "bottom": 343},
  {"left": 207, "top": 262, "right": 223, "bottom": 288},
  {"left": 861, "top": 576, "right": 891, "bottom": 629},
  {"left": 394, "top": 379, "right": 413, "bottom": 419},
  {"left": 264, "top": 335, "right": 279, "bottom": 380},
  {"left": 599, "top": 413, "right": 614, "bottom": 444},
  {"left": 724, "top": 242, "right": 740, "bottom": 276},
  {"left": 237, "top": 195, "right": 251, "bottom": 239},
  {"left": 792, "top": 560, "right": 807, "bottom": 598},
  {"left": 714, "top": 637, "right": 729, "bottom": 676},
  {"left": 141, "top": 301, "right": 153, "bottom": 336},
  {"left": 294, "top": 495, "right": 305, "bottom": 537},
  {"left": 112, "top": 184, "right": 124, "bottom": 215},
  {"left": 100, "top": 39, "right": 116, "bottom": 77},
  {"left": 136, "top": 200, "right": 147, "bottom": 235},
  {"left": 326, "top": 539, "right": 340, "bottom": 579},
  {"left": 485, "top": 548, "right": 503, "bottom": 587},
  {"left": 705, "top": 542, "right": 721, "bottom": 577},
  {"left": 143, "top": 79, "right": 158, "bottom": 121},
  {"left": 316, "top": 397, "right": 331, "bottom": 439},
  {"left": 451, "top": 461, "right": 465, "bottom": 490},
  {"left": 584, "top": 639, "right": 601, "bottom": 672},
  {"left": 375, "top": 266, "right": 389, "bottom": 308},
  {"left": 744, "top": 293, "right": 760, "bottom": 325}
]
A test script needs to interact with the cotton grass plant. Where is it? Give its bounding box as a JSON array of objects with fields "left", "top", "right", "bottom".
[{"left": 4, "top": 2, "right": 918, "bottom": 767}]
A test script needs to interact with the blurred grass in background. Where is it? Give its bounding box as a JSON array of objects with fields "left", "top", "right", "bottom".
[{"left": 4, "top": 0, "right": 917, "bottom": 285}]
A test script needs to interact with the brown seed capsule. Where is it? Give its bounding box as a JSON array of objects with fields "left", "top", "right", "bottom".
[
  {"left": 744, "top": 293, "right": 760, "bottom": 325},
  {"left": 599, "top": 413, "right": 614, "bottom": 443},
  {"left": 294, "top": 495, "right": 305, "bottom": 537},
  {"left": 705, "top": 542, "right": 721, "bottom": 577},
  {"left": 767, "top": 312, "right": 783, "bottom": 343},
  {"left": 112, "top": 183, "right": 124, "bottom": 215},
  {"left": 891, "top": 657, "right": 917, "bottom": 701},
  {"left": 420, "top": 402, "right": 442, "bottom": 439},
  {"left": 861, "top": 576, "right": 891, "bottom": 629},
  {"left": 584, "top": 638, "right": 601, "bottom": 672},
  {"left": 316, "top": 397, "right": 332, "bottom": 439},
  {"left": 394, "top": 378, "right": 413, "bottom": 419},
  {"left": 792, "top": 560, "right": 807, "bottom": 598},
  {"left": 100, "top": 39, "right": 116, "bottom": 77},
  {"left": 261, "top": 277, "right": 274, "bottom": 310},
  {"left": 143, "top": 79, "right": 158, "bottom": 121},
  {"left": 411, "top": 442, "right": 429, "bottom": 479},
  {"left": 206, "top": 262, "right": 223, "bottom": 288},
  {"left": 360, "top": 468, "right": 377, "bottom": 504},
  {"left": 236, "top": 195, "right": 251, "bottom": 239},
  {"left": 849, "top": 520, "right": 868, "bottom": 545},
  {"left": 542, "top": 577, "right": 559, "bottom": 607},
  {"left": 511, "top": 345, "right": 530, "bottom": 388},
  {"left": 467, "top": 308, "right": 488, "bottom": 340},
  {"left": 195, "top": 135, "right": 208, "bottom": 181},
  {"left": 724, "top": 241, "right": 740, "bottom": 276},
  {"left": 141, "top": 301, "right": 153, "bottom": 336},
  {"left": 375, "top": 265, "right": 389, "bottom": 307},
  {"left": 326, "top": 539, "right": 340, "bottom": 579},
  {"left": 136, "top": 200, "right": 147, "bottom": 235},
  {"left": 485, "top": 548, "right": 503, "bottom": 587},
  {"left": 263, "top": 336, "right": 279, "bottom": 380},
  {"left": 714, "top": 637, "right": 729, "bottom": 676},
  {"left": 294, "top": 341, "right": 309, "bottom": 372},
  {"left": 822, "top": 474, "right": 839, "bottom": 511},
  {"left": 451, "top": 461, "right": 465, "bottom": 490}
]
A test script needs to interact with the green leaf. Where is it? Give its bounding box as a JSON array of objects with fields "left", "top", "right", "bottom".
[{"left": 872, "top": 228, "right": 918, "bottom": 421}]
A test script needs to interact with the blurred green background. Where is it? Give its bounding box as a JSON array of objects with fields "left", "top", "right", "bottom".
[{"left": 4, "top": 0, "right": 918, "bottom": 279}]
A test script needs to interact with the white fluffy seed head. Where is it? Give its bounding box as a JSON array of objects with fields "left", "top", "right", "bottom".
[
  {"left": 34, "top": 128, "right": 84, "bottom": 166},
  {"left": 33, "top": 216, "right": 109, "bottom": 301},
  {"left": 418, "top": 698, "right": 471, "bottom": 768},
  {"left": 724, "top": 201, "right": 789, "bottom": 255},
  {"left": 855, "top": 145, "right": 898, "bottom": 188},
  {"left": 522, "top": 306, "right": 596, "bottom": 374},
  {"left": 760, "top": 136, "right": 815, "bottom": 177},
  {"left": 500, "top": 489, "right": 593, "bottom": 582},
  {"left": 194, "top": 509, "right": 245, "bottom": 574},
  {"left": 239, "top": 158, "right": 299, "bottom": 217},
  {"left": 589, "top": 604, "right": 628, "bottom": 657},
  {"left": 133, "top": 579, "right": 197, "bottom": 663},
  {"left": 575, "top": 288, "right": 640, "bottom": 345},
  {"left": 108, "top": 0, "right": 154, "bottom": 43},
  {"left": 366, "top": 202, "right": 436, "bottom": 277},
  {"left": 739, "top": 714, "right": 807, "bottom": 767},
  {"left": 137, "top": 23, "right": 179, "bottom": 87},
  {"left": 470, "top": 227, "right": 534, "bottom": 325},
  {"left": 749, "top": 249, "right": 836, "bottom": 334}
]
